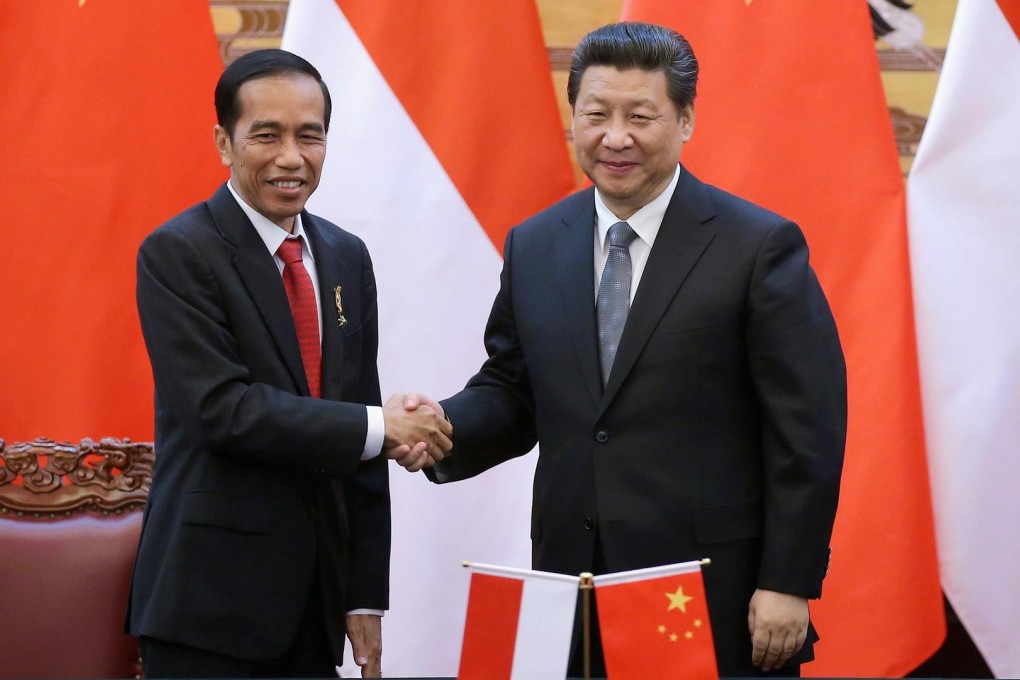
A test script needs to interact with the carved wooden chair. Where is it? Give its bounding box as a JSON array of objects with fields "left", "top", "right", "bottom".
[{"left": 0, "top": 437, "right": 153, "bottom": 679}]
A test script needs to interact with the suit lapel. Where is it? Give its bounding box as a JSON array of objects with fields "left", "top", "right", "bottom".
[
  {"left": 599, "top": 169, "right": 718, "bottom": 413},
  {"left": 304, "top": 214, "right": 347, "bottom": 401},
  {"left": 209, "top": 184, "right": 310, "bottom": 396},
  {"left": 553, "top": 190, "right": 602, "bottom": 405}
]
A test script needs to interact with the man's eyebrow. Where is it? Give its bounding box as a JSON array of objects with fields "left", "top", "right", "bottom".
[
  {"left": 246, "top": 119, "right": 282, "bottom": 132},
  {"left": 580, "top": 94, "right": 657, "bottom": 108}
]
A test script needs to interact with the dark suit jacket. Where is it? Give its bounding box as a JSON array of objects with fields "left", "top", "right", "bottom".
[
  {"left": 431, "top": 167, "right": 846, "bottom": 674},
  {"left": 127, "top": 184, "right": 390, "bottom": 663}
]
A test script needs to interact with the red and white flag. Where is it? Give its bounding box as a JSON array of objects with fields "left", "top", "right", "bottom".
[
  {"left": 458, "top": 563, "right": 579, "bottom": 680},
  {"left": 908, "top": 1, "right": 1020, "bottom": 677},
  {"left": 619, "top": 1, "right": 945, "bottom": 675},
  {"left": 593, "top": 561, "right": 718, "bottom": 680},
  {"left": 0, "top": 1, "right": 223, "bottom": 442},
  {"left": 280, "top": 0, "right": 575, "bottom": 675}
]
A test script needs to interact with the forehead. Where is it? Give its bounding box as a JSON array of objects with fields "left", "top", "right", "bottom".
[
  {"left": 235, "top": 74, "right": 325, "bottom": 125},
  {"left": 576, "top": 66, "right": 670, "bottom": 105}
]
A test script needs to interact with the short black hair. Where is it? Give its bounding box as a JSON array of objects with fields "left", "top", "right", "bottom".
[
  {"left": 214, "top": 49, "right": 332, "bottom": 137},
  {"left": 567, "top": 22, "right": 698, "bottom": 115}
]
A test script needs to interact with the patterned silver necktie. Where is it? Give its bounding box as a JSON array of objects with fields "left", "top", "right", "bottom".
[{"left": 597, "top": 221, "right": 637, "bottom": 386}]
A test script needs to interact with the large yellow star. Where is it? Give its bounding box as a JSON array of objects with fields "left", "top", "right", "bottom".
[{"left": 666, "top": 585, "right": 694, "bottom": 613}]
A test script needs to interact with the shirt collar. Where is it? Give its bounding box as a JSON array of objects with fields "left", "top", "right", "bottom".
[
  {"left": 226, "top": 180, "right": 314, "bottom": 261},
  {"left": 594, "top": 164, "right": 681, "bottom": 251}
]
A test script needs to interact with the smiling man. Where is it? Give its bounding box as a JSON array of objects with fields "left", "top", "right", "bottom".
[
  {"left": 414, "top": 22, "right": 847, "bottom": 677},
  {"left": 127, "top": 50, "right": 451, "bottom": 678}
]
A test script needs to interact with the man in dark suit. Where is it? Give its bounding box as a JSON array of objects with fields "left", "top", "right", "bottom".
[
  {"left": 410, "top": 22, "right": 846, "bottom": 676},
  {"left": 128, "top": 50, "right": 451, "bottom": 678}
]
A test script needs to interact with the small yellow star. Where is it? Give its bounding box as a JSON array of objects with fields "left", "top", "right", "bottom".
[
  {"left": 694, "top": 619, "right": 703, "bottom": 628},
  {"left": 670, "top": 633, "right": 679, "bottom": 642},
  {"left": 658, "top": 624, "right": 667, "bottom": 634},
  {"left": 666, "top": 585, "right": 694, "bottom": 613},
  {"left": 685, "top": 630, "right": 694, "bottom": 640}
]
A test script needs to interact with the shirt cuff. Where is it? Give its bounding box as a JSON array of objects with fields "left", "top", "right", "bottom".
[
  {"left": 362, "top": 406, "right": 385, "bottom": 461},
  {"left": 347, "top": 608, "right": 385, "bottom": 617}
]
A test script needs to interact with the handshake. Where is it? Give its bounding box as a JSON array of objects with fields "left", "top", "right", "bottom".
[{"left": 381, "top": 392, "right": 451, "bottom": 472}]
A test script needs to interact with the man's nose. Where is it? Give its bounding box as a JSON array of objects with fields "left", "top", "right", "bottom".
[
  {"left": 276, "top": 137, "right": 303, "bottom": 167},
  {"left": 601, "top": 121, "right": 634, "bottom": 150}
]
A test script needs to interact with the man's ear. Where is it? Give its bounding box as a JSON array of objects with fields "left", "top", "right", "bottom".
[
  {"left": 213, "top": 125, "right": 233, "bottom": 168},
  {"left": 680, "top": 104, "right": 695, "bottom": 143}
]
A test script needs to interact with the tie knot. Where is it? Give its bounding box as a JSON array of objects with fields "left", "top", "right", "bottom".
[
  {"left": 608, "top": 221, "right": 636, "bottom": 249},
  {"left": 277, "top": 236, "right": 304, "bottom": 265}
]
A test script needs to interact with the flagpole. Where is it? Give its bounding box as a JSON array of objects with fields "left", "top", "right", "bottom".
[{"left": 579, "top": 572, "right": 594, "bottom": 680}]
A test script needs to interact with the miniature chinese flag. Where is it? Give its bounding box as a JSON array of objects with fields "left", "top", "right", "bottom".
[{"left": 594, "top": 561, "right": 718, "bottom": 680}]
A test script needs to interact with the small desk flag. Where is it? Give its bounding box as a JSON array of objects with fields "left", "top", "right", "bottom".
[
  {"left": 594, "top": 560, "right": 718, "bottom": 680},
  {"left": 458, "top": 563, "right": 579, "bottom": 680}
]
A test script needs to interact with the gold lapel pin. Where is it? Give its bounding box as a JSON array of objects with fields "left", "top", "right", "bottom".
[{"left": 334, "top": 285, "right": 347, "bottom": 328}]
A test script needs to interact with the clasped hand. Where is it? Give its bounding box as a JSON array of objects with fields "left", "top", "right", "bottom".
[{"left": 381, "top": 392, "right": 451, "bottom": 471}]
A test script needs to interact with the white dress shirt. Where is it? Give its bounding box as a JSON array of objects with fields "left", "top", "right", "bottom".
[
  {"left": 593, "top": 164, "right": 681, "bottom": 300},
  {"left": 226, "top": 181, "right": 384, "bottom": 462}
]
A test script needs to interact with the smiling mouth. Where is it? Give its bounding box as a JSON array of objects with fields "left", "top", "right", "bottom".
[
  {"left": 270, "top": 180, "right": 303, "bottom": 189},
  {"left": 601, "top": 161, "right": 637, "bottom": 171}
]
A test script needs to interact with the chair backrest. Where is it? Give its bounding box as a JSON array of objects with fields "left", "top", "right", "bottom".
[{"left": 0, "top": 437, "right": 153, "bottom": 680}]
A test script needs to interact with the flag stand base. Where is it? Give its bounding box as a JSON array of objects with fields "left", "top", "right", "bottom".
[{"left": 580, "top": 572, "right": 594, "bottom": 680}]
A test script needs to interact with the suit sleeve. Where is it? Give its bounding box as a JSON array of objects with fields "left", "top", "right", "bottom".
[
  {"left": 136, "top": 224, "right": 366, "bottom": 479},
  {"left": 429, "top": 227, "right": 538, "bottom": 483},
  {"left": 341, "top": 241, "right": 390, "bottom": 610},
  {"left": 746, "top": 220, "right": 847, "bottom": 598}
]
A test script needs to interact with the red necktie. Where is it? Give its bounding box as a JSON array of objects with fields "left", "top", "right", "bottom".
[{"left": 277, "top": 237, "right": 321, "bottom": 398}]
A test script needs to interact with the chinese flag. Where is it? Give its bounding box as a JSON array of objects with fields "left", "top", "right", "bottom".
[
  {"left": 594, "top": 562, "right": 718, "bottom": 680},
  {"left": 620, "top": 1, "right": 944, "bottom": 676},
  {"left": 0, "top": 1, "right": 224, "bottom": 443}
]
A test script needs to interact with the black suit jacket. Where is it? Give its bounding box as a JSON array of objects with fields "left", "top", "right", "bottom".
[
  {"left": 432, "top": 167, "right": 846, "bottom": 673},
  {"left": 127, "top": 184, "right": 390, "bottom": 662}
]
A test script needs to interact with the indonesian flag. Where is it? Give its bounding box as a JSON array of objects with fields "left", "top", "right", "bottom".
[
  {"left": 0, "top": 1, "right": 223, "bottom": 442},
  {"left": 457, "top": 564, "right": 579, "bottom": 680},
  {"left": 280, "top": 0, "right": 575, "bottom": 675},
  {"left": 908, "top": 1, "right": 1020, "bottom": 677},
  {"left": 593, "top": 561, "right": 718, "bottom": 680},
  {"left": 619, "top": 1, "right": 944, "bottom": 676}
]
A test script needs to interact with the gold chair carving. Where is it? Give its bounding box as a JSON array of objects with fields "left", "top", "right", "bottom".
[{"left": 1, "top": 437, "right": 154, "bottom": 679}]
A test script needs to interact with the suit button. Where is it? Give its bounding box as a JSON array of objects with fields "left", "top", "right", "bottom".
[
  {"left": 584, "top": 517, "right": 594, "bottom": 530},
  {"left": 595, "top": 429, "right": 609, "bottom": 443}
]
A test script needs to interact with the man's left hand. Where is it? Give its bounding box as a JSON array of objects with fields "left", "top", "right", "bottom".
[
  {"left": 747, "top": 589, "right": 809, "bottom": 671},
  {"left": 346, "top": 613, "right": 382, "bottom": 677}
]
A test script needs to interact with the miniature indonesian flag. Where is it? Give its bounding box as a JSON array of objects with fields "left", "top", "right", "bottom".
[
  {"left": 457, "top": 563, "right": 579, "bottom": 680},
  {"left": 594, "top": 561, "right": 718, "bottom": 680}
]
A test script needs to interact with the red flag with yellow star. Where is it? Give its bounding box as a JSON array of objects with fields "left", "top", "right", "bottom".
[
  {"left": 619, "top": 0, "right": 945, "bottom": 675},
  {"left": 0, "top": 0, "right": 223, "bottom": 443},
  {"left": 593, "top": 561, "right": 718, "bottom": 680}
]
